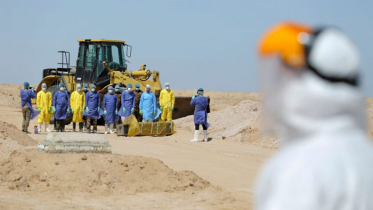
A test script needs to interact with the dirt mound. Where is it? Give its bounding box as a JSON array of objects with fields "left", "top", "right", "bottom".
[
  {"left": 174, "top": 90, "right": 260, "bottom": 112},
  {"left": 175, "top": 99, "right": 278, "bottom": 148},
  {"left": 0, "top": 149, "right": 214, "bottom": 195},
  {"left": 0, "top": 84, "right": 23, "bottom": 108},
  {"left": 0, "top": 121, "right": 37, "bottom": 146}
]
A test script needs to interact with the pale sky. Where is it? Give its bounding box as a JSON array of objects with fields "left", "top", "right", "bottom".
[{"left": 1, "top": 0, "right": 372, "bottom": 95}]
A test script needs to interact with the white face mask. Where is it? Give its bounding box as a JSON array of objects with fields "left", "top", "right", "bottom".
[
  {"left": 115, "top": 88, "right": 119, "bottom": 92},
  {"left": 42, "top": 87, "right": 47, "bottom": 91},
  {"left": 91, "top": 88, "right": 95, "bottom": 92},
  {"left": 108, "top": 90, "right": 113, "bottom": 94},
  {"left": 60, "top": 87, "right": 65, "bottom": 91},
  {"left": 166, "top": 86, "right": 170, "bottom": 90},
  {"left": 77, "top": 88, "right": 81, "bottom": 92},
  {"left": 127, "top": 88, "right": 132, "bottom": 92}
]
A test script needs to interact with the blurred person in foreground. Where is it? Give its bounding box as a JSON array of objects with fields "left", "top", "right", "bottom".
[{"left": 255, "top": 21, "right": 373, "bottom": 210}]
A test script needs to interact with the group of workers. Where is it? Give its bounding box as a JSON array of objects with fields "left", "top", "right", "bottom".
[{"left": 21, "top": 81, "right": 209, "bottom": 140}]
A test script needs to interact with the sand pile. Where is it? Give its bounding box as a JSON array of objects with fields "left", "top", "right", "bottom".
[
  {"left": 0, "top": 121, "right": 38, "bottom": 161},
  {"left": 0, "top": 84, "right": 22, "bottom": 108},
  {"left": 175, "top": 99, "right": 278, "bottom": 148},
  {"left": 0, "top": 149, "right": 214, "bottom": 195},
  {"left": 174, "top": 90, "right": 260, "bottom": 112}
]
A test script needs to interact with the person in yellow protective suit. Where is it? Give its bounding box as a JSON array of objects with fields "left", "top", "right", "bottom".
[
  {"left": 70, "top": 84, "right": 85, "bottom": 132},
  {"left": 160, "top": 82, "right": 175, "bottom": 122},
  {"left": 36, "top": 83, "right": 52, "bottom": 132}
]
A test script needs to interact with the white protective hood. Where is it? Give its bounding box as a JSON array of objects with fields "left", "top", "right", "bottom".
[{"left": 255, "top": 71, "right": 373, "bottom": 210}]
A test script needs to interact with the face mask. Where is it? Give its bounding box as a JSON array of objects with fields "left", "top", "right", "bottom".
[
  {"left": 127, "top": 88, "right": 132, "bottom": 92},
  {"left": 84, "top": 88, "right": 87, "bottom": 91},
  {"left": 166, "top": 86, "right": 170, "bottom": 90},
  {"left": 136, "top": 88, "right": 140, "bottom": 91},
  {"left": 60, "top": 87, "right": 65, "bottom": 91},
  {"left": 115, "top": 88, "right": 119, "bottom": 92},
  {"left": 108, "top": 90, "right": 113, "bottom": 94},
  {"left": 42, "top": 87, "right": 47, "bottom": 91},
  {"left": 77, "top": 88, "right": 81, "bottom": 92},
  {"left": 91, "top": 88, "right": 95, "bottom": 92}
]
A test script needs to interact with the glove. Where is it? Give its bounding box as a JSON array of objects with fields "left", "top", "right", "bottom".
[
  {"left": 153, "top": 110, "right": 156, "bottom": 115},
  {"left": 104, "top": 110, "right": 107, "bottom": 115},
  {"left": 86, "top": 107, "right": 90, "bottom": 113},
  {"left": 123, "top": 107, "right": 126, "bottom": 113},
  {"left": 171, "top": 107, "right": 174, "bottom": 111},
  {"left": 97, "top": 108, "right": 100, "bottom": 113},
  {"left": 140, "top": 110, "right": 143, "bottom": 115},
  {"left": 48, "top": 107, "right": 51, "bottom": 113},
  {"left": 131, "top": 108, "right": 134, "bottom": 114},
  {"left": 115, "top": 110, "right": 118, "bottom": 115},
  {"left": 71, "top": 109, "right": 74, "bottom": 114},
  {"left": 67, "top": 108, "right": 70, "bottom": 113},
  {"left": 37, "top": 108, "right": 41, "bottom": 112},
  {"left": 192, "top": 94, "right": 195, "bottom": 99},
  {"left": 52, "top": 107, "right": 56, "bottom": 113},
  {"left": 160, "top": 106, "right": 163, "bottom": 111},
  {"left": 31, "top": 87, "right": 34, "bottom": 92},
  {"left": 82, "top": 109, "right": 84, "bottom": 113}
]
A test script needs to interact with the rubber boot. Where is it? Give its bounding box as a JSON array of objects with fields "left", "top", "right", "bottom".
[
  {"left": 104, "top": 123, "right": 108, "bottom": 134},
  {"left": 109, "top": 123, "right": 114, "bottom": 134},
  {"left": 79, "top": 123, "right": 83, "bottom": 132},
  {"left": 73, "top": 123, "right": 76, "bottom": 132},
  {"left": 45, "top": 124, "right": 51, "bottom": 132},
  {"left": 203, "top": 130, "right": 208, "bottom": 142},
  {"left": 38, "top": 124, "right": 42, "bottom": 133},
  {"left": 190, "top": 130, "right": 199, "bottom": 142}
]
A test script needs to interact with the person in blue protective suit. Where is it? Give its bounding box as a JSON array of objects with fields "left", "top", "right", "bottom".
[
  {"left": 118, "top": 83, "right": 135, "bottom": 123},
  {"left": 103, "top": 86, "right": 118, "bottom": 134},
  {"left": 83, "top": 84, "right": 101, "bottom": 133},
  {"left": 139, "top": 84, "right": 161, "bottom": 122},
  {"left": 82, "top": 84, "right": 89, "bottom": 131},
  {"left": 190, "top": 88, "right": 210, "bottom": 142},
  {"left": 20, "top": 82, "right": 38, "bottom": 133},
  {"left": 52, "top": 83, "right": 70, "bottom": 132},
  {"left": 114, "top": 84, "right": 122, "bottom": 125}
]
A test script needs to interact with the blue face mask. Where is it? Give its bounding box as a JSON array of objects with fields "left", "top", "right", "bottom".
[
  {"left": 84, "top": 88, "right": 87, "bottom": 91},
  {"left": 136, "top": 88, "right": 140, "bottom": 91}
]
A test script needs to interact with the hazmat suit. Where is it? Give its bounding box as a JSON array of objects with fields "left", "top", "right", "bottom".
[
  {"left": 20, "top": 82, "right": 38, "bottom": 133},
  {"left": 70, "top": 84, "right": 85, "bottom": 132},
  {"left": 139, "top": 85, "right": 161, "bottom": 122},
  {"left": 52, "top": 83, "right": 70, "bottom": 132},
  {"left": 190, "top": 88, "right": 209, "bottom": 142},
  {"left": 255, "top": 22, "right": 373, "bottom": 210},
  {"left": 36, "top": 83, "right": 52, "bottom": 132},
  {"left": 103, "top": 86, "right": 118, "bottom": 134},
  {"left": 160, "top": 82, "right": 175, "bottom": 122},
  {"left": 118, "top": 84, "right": 135, "bottom": 123},
  {"left": 83, "top": 84, "right": 102, "bottom": 133}
]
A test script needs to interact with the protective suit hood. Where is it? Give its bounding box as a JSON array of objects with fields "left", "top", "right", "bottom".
[{"left": 276, "top": 70, "right": 366, "bottom": 146}]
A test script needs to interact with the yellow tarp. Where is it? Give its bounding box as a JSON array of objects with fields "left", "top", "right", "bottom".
[{"left": 122, "top": 115, "right": 176, "bottom": 136}]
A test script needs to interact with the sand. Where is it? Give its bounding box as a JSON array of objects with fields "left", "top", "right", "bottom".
[{"left": 0, "top": 84, "right": 372, "bottom": 209}]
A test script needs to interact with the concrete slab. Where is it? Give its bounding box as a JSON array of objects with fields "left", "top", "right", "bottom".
[{"left": 38, "top": 133, "right": 111, "bottom": 153}]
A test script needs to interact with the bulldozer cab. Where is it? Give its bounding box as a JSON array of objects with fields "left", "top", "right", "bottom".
[{"left": 75, "top": 39, "right": 132, "bottom": 86}]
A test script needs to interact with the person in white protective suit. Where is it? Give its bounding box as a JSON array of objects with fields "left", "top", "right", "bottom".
[{"left": 255, "top": 21, "right": 373, "bottom": 210}]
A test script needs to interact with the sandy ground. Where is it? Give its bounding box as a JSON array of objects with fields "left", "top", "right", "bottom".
[{"left": 0, "top": 84, "right": 372, "bottom": 210}]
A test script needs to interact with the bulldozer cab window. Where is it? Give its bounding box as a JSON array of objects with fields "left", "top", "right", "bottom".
[
  {"left": 77, "top": 44, "right": 86, "bottom": 68},
  {"left": 97, "top": 43, "right": 125, "bottom": 76},
  {"left": 85, "top": 44, "right": 96, "bottom": 70}
]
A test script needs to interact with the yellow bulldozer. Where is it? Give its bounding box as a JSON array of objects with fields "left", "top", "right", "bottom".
[{"left": 35, "top": 39, "right": 193, "bottom": 124}]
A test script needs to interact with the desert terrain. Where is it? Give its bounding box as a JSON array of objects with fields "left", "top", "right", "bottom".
[{"left": 0, "top": 84, "right": 372, "bottom": 210}]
